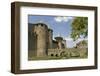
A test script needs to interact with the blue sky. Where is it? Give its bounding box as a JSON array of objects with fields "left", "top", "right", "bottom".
[
  {"left": 28, "top": 15, "right": 87, "bottom": 48},
  {"left": 28, "top": 15, "right": 73, "bottom": 38}
]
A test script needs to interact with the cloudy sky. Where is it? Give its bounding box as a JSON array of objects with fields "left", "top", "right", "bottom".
[{"left": 28, "top": 15, "right": 87, "bottom": 48}]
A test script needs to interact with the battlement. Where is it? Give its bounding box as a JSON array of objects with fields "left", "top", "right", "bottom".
[
  {"left": 48, "top": 28, "right": 53, "bottom": 32},
  {"left": 33, "top": 23, "right": 48, "bottom": 29}
]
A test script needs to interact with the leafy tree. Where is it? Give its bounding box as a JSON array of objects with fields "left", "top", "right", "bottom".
[{"left": 71, "top": 17, "right": 88, "bottom": 41}]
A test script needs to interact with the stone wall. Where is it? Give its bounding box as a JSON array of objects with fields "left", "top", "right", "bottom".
[{"left": 48, "top": 48, "right": 88, "bottom": 58}]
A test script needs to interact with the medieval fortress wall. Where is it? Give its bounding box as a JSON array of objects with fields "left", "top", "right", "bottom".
[
  {"left": 28, "top": 23, "right": 87, "bottom": 58},
  {"left": 48, "top": 48, "right": 87, "bottom": 58}
]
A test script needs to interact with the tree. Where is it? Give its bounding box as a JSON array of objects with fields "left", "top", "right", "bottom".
[{"left": 71, "top": 17, "right": 88, "bottom": 41}]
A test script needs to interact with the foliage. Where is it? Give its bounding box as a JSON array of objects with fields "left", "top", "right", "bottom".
[
  {"left": 81, "top": 40, "right": 87, "bottom": 45},
  {"left": 71, "top": 17, "right": 88, "bottom": 40}
]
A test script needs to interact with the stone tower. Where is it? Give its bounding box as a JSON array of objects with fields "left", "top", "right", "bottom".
[
  {"left": 55, "top": 36, "right": 63, "bottom": 49},
  {"left": 48, "top": 29, "right": 53, "bottom": 49},
  {"left": 33, "top": 23, "right": 48, "bottom": 57}
]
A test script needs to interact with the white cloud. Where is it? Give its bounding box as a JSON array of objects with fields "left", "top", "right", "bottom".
[
  {"left": 54, "top": 16, "right": 74, "bottom": 23},
  {"left": 65, "top": 37, "right": 73, "bottom": 41},
  {"left": 63, "top": 17, "right": 73, "bottom": 22},
  {"left": 54, "top": 16, "right": 63, "bottom": 22}
]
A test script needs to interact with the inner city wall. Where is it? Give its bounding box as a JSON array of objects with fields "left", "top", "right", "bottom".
[{"left": 48, "top": 48, "right": 87, "bottom": 58}]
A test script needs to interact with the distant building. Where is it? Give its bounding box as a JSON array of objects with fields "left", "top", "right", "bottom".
[{"left": 28, "top": 23, "right": 66, "bottom": 57}]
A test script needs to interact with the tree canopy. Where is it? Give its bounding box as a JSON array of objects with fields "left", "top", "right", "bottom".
[{"left": 71, "top": 17, "right": 88, "bottom": 41}]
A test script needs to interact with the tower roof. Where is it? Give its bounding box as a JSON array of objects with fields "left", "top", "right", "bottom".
[{"left": 55, "top": 36, "right": 63, "bottom": 40}]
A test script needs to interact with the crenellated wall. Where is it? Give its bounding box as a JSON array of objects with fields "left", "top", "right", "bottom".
[{"left": 28, "top": 23, "right": 67, "bottom": 57}]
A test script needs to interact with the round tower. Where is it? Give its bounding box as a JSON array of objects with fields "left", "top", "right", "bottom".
[
  {"left": 34, "top": 23, "right": 48, "bottom": 57},
  {"left": 55, "top": 36, "right": 63, "bottom": 49},
  {"left": 48, "top": 29, "right": 53, "bottom": 49}
]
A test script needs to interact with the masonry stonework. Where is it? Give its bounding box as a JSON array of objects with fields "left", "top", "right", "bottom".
[
  {"left": 28, "top": 23, "right": 66, "bottom": 57},
  {"left": 28, "top": 23, "right": 87, "bottom": 58}
]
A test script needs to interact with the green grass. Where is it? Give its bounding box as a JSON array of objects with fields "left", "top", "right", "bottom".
[
  {"left": 28, "top": 56, "right": 62, "bottom": 61},
  {"left": 28, "top": 54, "right": 87, "bottom": 61}
]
